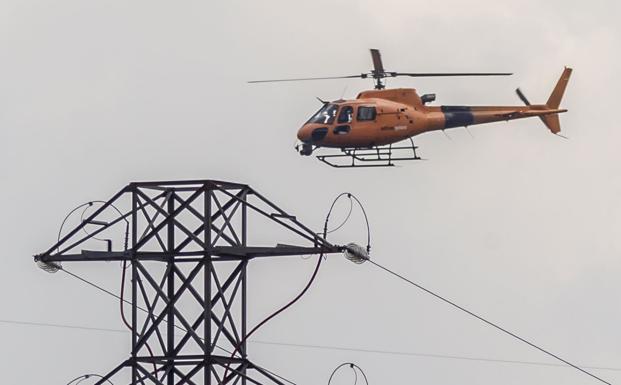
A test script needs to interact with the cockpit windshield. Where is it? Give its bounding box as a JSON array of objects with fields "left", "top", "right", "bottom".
[{"left": 307, "top": 104, "right": 339, "bottom": 125}]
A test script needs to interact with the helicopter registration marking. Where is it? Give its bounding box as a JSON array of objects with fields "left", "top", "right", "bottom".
[{"left": 381, "top": 125, "right": 408, "bottom": 131}]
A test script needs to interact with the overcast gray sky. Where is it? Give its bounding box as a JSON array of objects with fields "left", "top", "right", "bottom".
[{"left": 1, "top": 0, "right": 620, "bottom": 384}]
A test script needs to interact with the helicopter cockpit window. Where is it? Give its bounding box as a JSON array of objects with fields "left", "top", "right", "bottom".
[
  {"left": 337, "top": 106, "right": 353, "bottom": 123},
  {"left": 357, "top": 106, "right": 377, "bottom": 121},
  {"left": 308, "top": 104, "right": 339, "bottom": 124}
]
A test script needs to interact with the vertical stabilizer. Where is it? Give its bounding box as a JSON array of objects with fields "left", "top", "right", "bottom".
[{"left": 546, "top": 67, "right": 572, "bottom": 109}]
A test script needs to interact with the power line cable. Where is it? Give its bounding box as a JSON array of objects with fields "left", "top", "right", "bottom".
[
  {"left": 328, "top": 363, "right": 368, "bottom": 385},
  {"left": 221, "top": 193, "right": 356, "bottom": 382},
  {"left": 65, "top": 373, "right": 114, "bottom": 385},
  {"left": 4, "top": 317, "right": 619, "bottom": 373},
  {"left": 45, "top": 197, "right": 614, "bottom": 385},
  {"left": 0, "top": 319, "right": 126, "bottom": 334},
  {"left": 365, "top": 258, "right": 613, "bottom": 385},
  {"left": 39, "top": 267, "right": 298, "bottom": 385},
  {"left": 3, "top": 316, "right": 618, "bottom": 375},
  {"left": 326, "top": 196, "right": 353, "bottom": 234},
  {"left": 250, "top": 340, "right": 621, "bottom": 372},
  {"left": 325, "top": 195, "right": 614, "bottom": 384},
  {"left": 59, "top": 266, "right": 232, "bottom": 354}
]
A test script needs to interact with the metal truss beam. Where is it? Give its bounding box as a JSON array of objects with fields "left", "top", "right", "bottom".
[{"left": 35, "top": 180, "right": 342, "bottom": 385}]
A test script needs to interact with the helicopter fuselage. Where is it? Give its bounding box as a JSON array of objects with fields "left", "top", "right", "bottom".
[
  {"left": 297, "top": 85, "right": 567, "bottom": 152},
  {"left": 250, "top": 48, "right": 571, "bottom": 164}
]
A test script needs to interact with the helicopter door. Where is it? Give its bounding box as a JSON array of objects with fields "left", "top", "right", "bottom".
[{"left": 334, "top": 105, "right": 353, "bottom": 135}]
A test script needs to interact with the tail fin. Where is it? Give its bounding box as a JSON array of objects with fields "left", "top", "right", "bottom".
[
  {"left": 542, "top": 67, "right": 572, "bottom": 134},
  {"left": 546, "top": 67, "right": 572, "bottom": 109},
  {"left": 517, "top": 68, "right": 572, "bottom": 134}
]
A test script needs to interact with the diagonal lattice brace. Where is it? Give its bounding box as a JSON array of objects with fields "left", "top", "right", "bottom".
[{"left": 35, "top": 180, "right": 344, "bottom": 385}]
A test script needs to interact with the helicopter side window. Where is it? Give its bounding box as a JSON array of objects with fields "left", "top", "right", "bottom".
[
  {"left": 357, "top": 106, "right": 377, "bottom": 121},
  {"left": 337, "top": 106, "right": 353, "bottom": 123},
  {"left": 308, "top": 104, "right": 339, "bottom": 125}
]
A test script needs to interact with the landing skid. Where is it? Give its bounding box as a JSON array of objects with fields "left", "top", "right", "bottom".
[{"left": 315, "top": 138, "right": 422, "bottom": 168}]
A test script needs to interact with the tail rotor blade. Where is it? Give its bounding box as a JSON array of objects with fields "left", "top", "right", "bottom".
[{"left": 515, "top": 88, "right": 531, "bottom": 105}]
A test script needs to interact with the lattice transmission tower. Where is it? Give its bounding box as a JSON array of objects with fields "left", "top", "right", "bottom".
[{"left": 35, "top": 179, "right": 342, "bottom": 385}]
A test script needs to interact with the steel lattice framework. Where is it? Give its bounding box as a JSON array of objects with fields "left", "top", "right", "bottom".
[{"left": 35, "top": 180, "right": 342, "bottom": 385}]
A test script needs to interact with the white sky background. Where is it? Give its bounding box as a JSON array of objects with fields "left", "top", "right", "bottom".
[{"left": 1, "top": 0, "right": 620, "bottom": 384}]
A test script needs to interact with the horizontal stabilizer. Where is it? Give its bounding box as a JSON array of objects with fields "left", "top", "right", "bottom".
[
  {"left": 495, "top": 108, "right": 567, "bottom": 120},
  {"left": 514, "top": 68, "right": 572, "bottom": 134}
]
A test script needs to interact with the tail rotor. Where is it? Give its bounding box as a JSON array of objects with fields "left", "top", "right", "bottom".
[{"left": 515, "top": 68, "right": 572, "bottom": 135}]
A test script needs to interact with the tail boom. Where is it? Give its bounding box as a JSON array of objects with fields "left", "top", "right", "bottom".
[{"left": 430, "top": 67, "right": 571, "bottom": 134}]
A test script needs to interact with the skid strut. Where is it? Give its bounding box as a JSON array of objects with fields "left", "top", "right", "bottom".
[{"left": 315, "top": 138, "right": 422, "bottom": 168}]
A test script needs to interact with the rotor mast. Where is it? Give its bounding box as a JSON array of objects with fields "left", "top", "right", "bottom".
[{"left": 370, "top": 48, "right": 387, "bottom": 90}]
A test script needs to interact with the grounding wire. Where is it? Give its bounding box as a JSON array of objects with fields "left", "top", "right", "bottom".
[{"left": 365, "top": 258, "right": 613, "bottom": 385}]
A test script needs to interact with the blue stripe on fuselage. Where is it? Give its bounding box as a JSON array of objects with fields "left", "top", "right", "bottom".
[{"left": 441, "top": 106, "right": 474, "bottom": 128}]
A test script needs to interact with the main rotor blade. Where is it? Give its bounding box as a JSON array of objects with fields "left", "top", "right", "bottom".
[
  {"left": 370, "top": 49, "right": 385, "bottom": 75},
  {"left": 248, "top": 75, "right": 363, "bottom": 83},
  {"left": 392, "top": 72, "right": 513, "bottom": 77}
]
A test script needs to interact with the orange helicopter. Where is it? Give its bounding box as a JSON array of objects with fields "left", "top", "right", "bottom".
[{"left": 250, "top": 49, "right": 572, "bottom": 167}]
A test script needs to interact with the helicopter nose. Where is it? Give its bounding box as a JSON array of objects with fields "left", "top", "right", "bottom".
[{"left": 297, "top": 125, "right": 313, "bottom": 142}]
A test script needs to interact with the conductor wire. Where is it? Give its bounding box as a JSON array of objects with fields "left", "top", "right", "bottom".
[
  {"left": 365, "top": 258, "right": 612, "bottom": 385},
  {"left": 325, "top": 192, "right": 371, "bottom": 253},
  {"left": 328, "top": 363, "right": 369, "bottom": 385},
  {"left": 57, "top": 267, "right": 301, "bottom": 383},
  {"left": 340, "top": 194, "right": 609, "bottom": 385},
  {"left": 222, "top": 192, "right": 355, "bottom": 383},
  {"left": 52, "top": 202, "right": 298, "bottom": 385},
  {"left": 55, "top": 254, "right": 303, "bottom": 384},
  {"left": 57, "top": 201, "right": 129, "bottom": 253},
  {"left": 120, "top": 260, "right": 157, "bottom": 374},
  {"left": 65, "top": 373, "right": 114, "bottom": 385},
  {"left": 326, "top": 196, "right": 353, "bottom": 234},
  {"left": 57, "top": 202, "right": 92, "bottom": 253}
]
